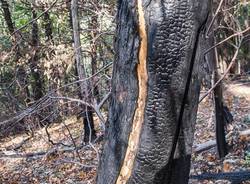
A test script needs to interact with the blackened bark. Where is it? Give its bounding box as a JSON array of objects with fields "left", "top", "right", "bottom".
[
  {"left": 43, "top": 11, "right": 53, "bottom": 42},
  {"left": 29, "top": 6, "right": 43, "bottom": 101},
  {"left": 82, "top": 107, "right": 96, "bottom": 142},
  {"left": 0, "top": 0, "right": 14, "bottom": 34},
  {"left": 0, "top": 0, "right": 21, "bottom": 56},
  {"left": 97, "top": 0, "right": 210, "bottom": 184},
  {"left": 66, "top": 0, "right": 73, "bottom": 36},
  {"left": 71, "top": 0, "right": 96, "bottom": 142},
  {"left": 213, "top": 37, "right": 228, "bottom": 158},
  {"left": 205, "top": 12, "right": 228, "bottom": 158},
  {"left": 0, "top": 0, "right": 30, "bottom": 105}
]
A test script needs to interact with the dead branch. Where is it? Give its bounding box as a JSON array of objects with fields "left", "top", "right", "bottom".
[
  {"left": 240, "top": 129, "right": 250, "bottom": 136},
  {"left": 0, "top": 133, "right": 104, "bottom": 159},
  {"left": 48, "top": 96, "right": 93, "bottom": 108},
  {"left": 45, "top": 123, "right": 71, "bottom": 147},
  {"left": 199, "top": 38, "right": 242, "bottom": 103},
  {"left": 206, "top": 0, "right": 224, "bottom": 37},
  {"left": 194, "top": 129, "right": 250, "bottom": 154},
  {"left": 205, "top": 27, "right": 249, "bottom": 54},
  {"left": 0, "top": 95, "right": 50, "bottom": 126},
  {"left": 62, "top": 121, "right": 82, "bottom": 161},
  {"left": 10, "top": 136, "right": 32, "bottom": 151},
  {"left": 48, "top": 94, "right": 108, "bottom": 128},
  {"left": 0, "top": 62, "right": 112, "bottom": 127},
  {"left": 193, "top": 140, "right": 217, "bottom": 153}
]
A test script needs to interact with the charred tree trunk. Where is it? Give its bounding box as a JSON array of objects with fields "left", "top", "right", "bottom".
[
  {"left": 66, "top": 0, "right": 73, "bottom": 32},
  {"left": 213, "top": 36, "right": 228, "bottom": 158},
  {"left": 0, "top": 0, "right": 21, "bottom": 59},
  {"left": 29, "top": 5, "right": 43, "bottom": 101},
  {"left": 43, "top": 10, "right": 53, "bottom": 43},
  {"left": 97, "top": 1, "right": 210, "bottom": 184},
  {"left": 205, "top": 10, "right": 228, "bottom": 158},
  {"left": 0, "top": 0, "right": 14, "bottom": 33},
  {"left": 71, "top": 0, "right": 96, "bottom": 142},
  {"left": 0, "top": 0, "right": 30, "bottom": 105}
]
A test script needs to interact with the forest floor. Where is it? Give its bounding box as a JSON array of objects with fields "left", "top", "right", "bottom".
[
  {"left": 0, "top": 78, "right": 250, "bottom": 184},
  {"left": 190, "top": 78, "right": 250, "bottom": 184}
]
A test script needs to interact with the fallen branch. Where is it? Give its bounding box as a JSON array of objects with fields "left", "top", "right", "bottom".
[
  {"left": 190, "top": 171, "right": 250, "bottom": 183},
  {"left": 45, "top": 123, "right": 71, "bottom": 147},
  {"left": 240, "top": 129, "right": 250, "bottom": 136},
  {"left": 11, "top": 136, "right": 32, "bottom": 150},
  {"left": 194, "top": 140, "right": 217, "bottom": 154},
  {"left": 0, "top": 150, "right": 47, "bottom": 158},
  {"left": 0, "top": 95, "right": 50, "bottom": 126},
  {"left": 194, "top": 129, "right": 250, "bottom": 154}
]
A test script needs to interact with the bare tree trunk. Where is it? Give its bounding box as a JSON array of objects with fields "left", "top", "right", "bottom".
[
  {"left": 43, "top": 10, "right": 53, "bottom": 43},
  {"left": 206, "top": 9, "right": 228, "bottom": 158},
  {"left": 71, "top": 0, "right": 96, "bottom": 142},
  {"left": 0, "top": 0, "right": 32, "bottom": 130},
  {"left": 0, "top": 0, "right": 14, "bottom": 34},
  {"left": 213, "top": 36, "right": 228, "bottom": 158},
  {"left": 0, "top": 0, "right": 30, "bottom": 104},
  {"left": 89, "top": 2, "right": 100, "bottom": 102},
  {"left": 29, "top": 4, "right": 43, "bottom": 101},
  {"left": 0, "top": 0, "right": 22, "bottom": 59}
]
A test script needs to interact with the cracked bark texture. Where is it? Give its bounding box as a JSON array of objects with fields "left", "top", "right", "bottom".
[{"left": 97, "top": 0, "right": 210, "bottom": 184}]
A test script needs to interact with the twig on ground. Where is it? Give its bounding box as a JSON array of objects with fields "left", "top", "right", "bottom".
[
  {"left": 45, "top": 123, "right": 71, "bottom": 147},
  {"left": 194, "top": 128, "right": 250, "bottom": 154},
  {"left": 11, "top": 136, "right": 32, "bottom": 151},
  {"left": 194, "top": 140, "right": 217, "bottom": 154}
]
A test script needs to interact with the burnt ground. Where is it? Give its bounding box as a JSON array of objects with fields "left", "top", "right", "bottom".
[{"left": 0, "top": 79, "right": 250, "bottom": 184}]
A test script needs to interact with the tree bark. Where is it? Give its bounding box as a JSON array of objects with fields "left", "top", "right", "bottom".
[
  {"left": 213, "top": 34, "right": 228, "bottom": 158},
  {"left": 90, "top": 9, "right": 100, "bottom": 102},
  {"left": 0, "top": 0, "right": 14, "bottom": 34},
  {"left": 206, "top": 10, "right": 228, "bottom": 158},
  {"left": 97, "top": 0, "right": 210, "bottom": 184},
  {"left": 0, "top": 0, "right": 30, "bottom": 105},
  {"left": 0, "top": 0, "right": 22, "bottom": 58},
  {"left": 71, "top": 0, "right": 96, "bottom": 142},
  {"left": 29, "top": 5, "right": 43, "bottom": 101},
  {"left": 43, "top": 10, "right": 53, "bottom": 43}
]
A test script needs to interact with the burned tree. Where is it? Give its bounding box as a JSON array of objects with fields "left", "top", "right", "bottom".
[
  {"left": 97, "top": 0, "right": 211, "bottom": 183},
  {"left": 29, "top": 4, "right": 44, "bottom": 101}
]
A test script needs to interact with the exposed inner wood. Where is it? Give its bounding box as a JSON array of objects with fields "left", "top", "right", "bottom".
[{"left": 116, "top": 0, "right": 148, "bottom": 183}]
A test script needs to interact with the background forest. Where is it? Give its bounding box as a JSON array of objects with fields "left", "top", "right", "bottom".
[{"left": 0, "top": 0, "right": 249, "bottom": 183}]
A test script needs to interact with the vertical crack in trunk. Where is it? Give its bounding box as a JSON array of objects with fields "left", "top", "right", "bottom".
[{"left": 116, "top": 0, "right": 148, "bottom": 183}]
